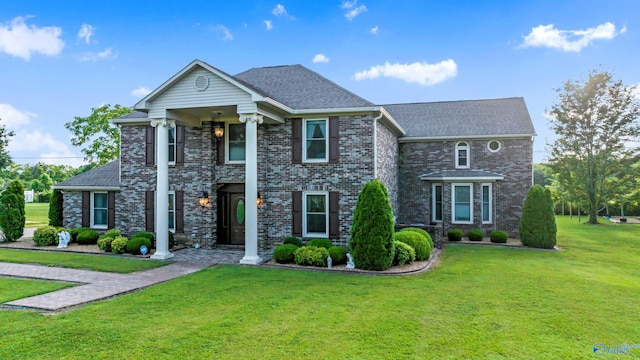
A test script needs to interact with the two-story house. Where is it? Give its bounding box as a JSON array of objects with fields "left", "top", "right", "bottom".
[{"left": 54, "top": 59, "right": 535, "bottom": 263}]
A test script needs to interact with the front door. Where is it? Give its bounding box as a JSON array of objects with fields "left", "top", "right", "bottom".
[
  {"left": 217, "top": 184, "right": 245, "bottom": 246},
  {"left": 228, "top": 193, "right": 246, "bottom": 245}
]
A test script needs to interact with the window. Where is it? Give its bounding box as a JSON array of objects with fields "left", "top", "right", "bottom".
[
  {"left": 482, "top": 183, "right": 492, "bottom": 224},
  {"left": 226, "top": 123, "right": 246, "bottom": 163},
  {"left": 452, "top": 183, "right": 473, "bottom": 224},
  {"left": 168, "top": 191, "right": 176, "bottom": 232},
  {"left": 303, "top": 192, "right": 328, "bottom": 237},
  {"left": 455, "top": 141, "right": 470, "bottom": 169},
  {"left": 304, "top": 119, "right": 328, "bottom": 162},
  {"left": 487, "top": 140, "right": 501, "bottom": 152},
  {"left": 168, "top": 127, "right": 176, "bottom": 163},
  {"left": 91, "top": 192, "right": 108, "bottom": 229},
  {"left": 432, "top": 183, "right": 443, "bottom": 222}
]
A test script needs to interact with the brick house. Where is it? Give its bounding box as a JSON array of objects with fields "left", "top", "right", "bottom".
[{"left": 54, "top": 59, "right": 535, "bottom": 263}]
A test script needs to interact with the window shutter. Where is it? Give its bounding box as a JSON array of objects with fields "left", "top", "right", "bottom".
[
  {"left": 216, "top": 126, "right": 225, "bottom": 165},
  {"left": 81, "top": 191, "right": 90, "bottom": 228},
  {"left": 145, "top": 126, "right": 155, "bottom": 167},
  {"left": 292, "top": 191, "right": 302, "bottom": 237},
  {"left": 329, "top": 191, "right": 339, "bottom": 238},
  {"left": 175, "top": 190, "right": 184, "bottom": 233},
  {"left": 329, "top": 116, "right": 339, "bottom": 163},
  {"left": 108, "top": 191, "right": 116, "bottom": 229},
  {"left": 175, "top": 125, "right": 185, "bottom": 166},
  {"left": 145, "top": 191, "right": 154, "bottom": 232},
  {"left": 292, "top": 118, "right": 302, "bottom": 164}
]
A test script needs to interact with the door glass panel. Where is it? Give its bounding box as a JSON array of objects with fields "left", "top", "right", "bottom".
[{"left": 236, "top": 198, "right": 245, "bottom": 224}]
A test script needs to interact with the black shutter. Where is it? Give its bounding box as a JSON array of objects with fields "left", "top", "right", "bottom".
[
  {"left": 329, "top": 191, "right": 339, "bottom": 238},
  {"left": 292, "top": 118, "right": 302, "bottom": 164},
  {"left": 176, "top": 125, "right": 185, "bottom": 166},
  {"left": 329, "top": 116, "right": 339, "bottom": 163},
  {"left": 175, "top": 190, "right": 184, "bottom": 233},
  {"left": 108, "top": 191, "right": 116, "bottom": 229},
  {"left": 81, "top": 191, "right": 90, "bottom": 228},
  {"left": 292, "top": 191, "right": 302, "bottom": 237},
  {"left": 145, "top": 126, "right": 155, "bottom": 167},
  {"left": 145, "top": 191, "right": 154, "bottom": 232}
]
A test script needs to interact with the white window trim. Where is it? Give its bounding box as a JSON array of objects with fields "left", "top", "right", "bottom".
[
  {"left": 451, "top": 183, "right": 473, "bottom": 225},
  {"left": 225, "top": 122, "right": 246, "bottom": 164},
  {"left": 487, "top": 140, "right": 501, "bottom": 153},
  {"left": 455, "top": 141, "right": 470, "bottom": 169},
  {"left": 481, "top": 183, "right": 492, "bottom": 224},
  {"left": 303, "top": 118, "right": 329, "bottom": 163},
  {"left": 302, "top": 191, "right": 329, "bottom": 238},
  {"left": 431, "top": 183, "right": 443, "bottom": 223},
  {"left": 90, "top": 191, "right": 108, "bottom": 229},
  {"left": 168, "top": 191, "right": 176, "bottom": 232},
  {"left": 168, "top": 127, "right": 176, "bottom": 165},
  {"left": 154, "top": 127, "right": 177, "bottom": 165}
]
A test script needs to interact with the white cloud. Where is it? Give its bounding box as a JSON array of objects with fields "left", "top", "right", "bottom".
[
  {"left": 216, "top": 25, "right": 233, "bottom": 41},
  {"left": 0, "top": 103, "right": 36, "bottom": 128},
  {"left": 341, "top": 0, "right": 357, "bottom": 9},
  {"left": 79, "top": 47, "right": 117, "bottom": 62},
  {"left": 131, "top": 86, "right": 151, "bottom": 97},
  {"left": 264, "top": 20, "right": 273, "bottom": 31},
  {"left": 272, "top": 4, "right": 287, "bottom": 16},
  {"left": 354, "top": 60, "right": 458, "bottom": 86},
  {"left": 520, "top": 22, "right": 625, "bottom": 52},
  {"left": 77, "top": 23, "right": 95, "bottom": 44},
  {"left": 9, "top": 130, "right": 83, "bottom": 166},
  {"left": 342, "top": 0, "right": 367, "bottom": 20},
  {"left": 312, "top": 54, "right": 329, "bottom": 63},
  {"left": 370, "top": 26, "right": 379, "bottom": 35},
  {"left": 0, "top": 16, "right": 64, "bottom": 60}
]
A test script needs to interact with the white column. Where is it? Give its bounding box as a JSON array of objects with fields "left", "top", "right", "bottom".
[
  {"left": 239, "top": 113, "right": 263, "bottom": 265},
  {"left": 151, "top": 118, "right": 175, "bottom": 260}
]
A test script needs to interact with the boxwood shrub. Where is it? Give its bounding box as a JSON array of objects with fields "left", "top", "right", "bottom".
[
  {"left": 328, "top": 246, "right": 347, "bottom": 264},
  {"left": 399, "top": 227, "right": 434, "bottom": 249},
  {"left": 447, "top": 229, "right": 463, "bottom": 241},
  {"left": 273, "top": 244, "right": 298, "bottom": 264},
  {"left": 490, "top": 230, "right": 508, "bottom": 243},
  {"left": 111, "top": 236, "right": 128, "bottom": 254},
  {"left": 293, "top": 246, "right": 329, "bottom": 267},
  {"left": 97, "top": 237, "right": 115, "bottom": 252},
  {"left": 393, "top": 241, "right": 416, "bottom": 266},
  {"left": 467, "top": 229, "right": 484, "bottom": 241},
  {"left": 132, "top": 231, "right": 155, "bottom": 248},
  {"left": 76, "top": 229, "right": 99, "bottom": 245},
  {"left": 394, "top": 231, "right": 431, "bottom": 261},
  {"left": 70, "top": 227, "right": 91, "bottom": 242},
  {"left": 307, "top": 238, "right": 332, "bottom": 249},
  {"left": 283, "top": 236, "right": 302, "bottom": 247},
  {"left": 33, "top": 226, "right": 59, "bottom": 246},
  {"left": 126, "top": 237, "right": 152, "bottom": 255}
]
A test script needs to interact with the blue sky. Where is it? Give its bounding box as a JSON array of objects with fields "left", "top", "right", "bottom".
[{"left": 1, "top": 0, "right": 638, "bottom": 166}]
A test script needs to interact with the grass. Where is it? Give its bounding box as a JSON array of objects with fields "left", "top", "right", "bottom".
[
  {"left": 0, "top": 216, "right": 638, "bottom": 359},
  {"left": 25, "top": 202, "right": 49, "bottom": 228},
  {"left": 0, "top": 277, "right": 74, "bottom": 303},
  {"left": 0, "top": 249, "right": 167, "bottom": 273}
]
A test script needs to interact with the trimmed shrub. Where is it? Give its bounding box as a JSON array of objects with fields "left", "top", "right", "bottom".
[
  {"left": 467, "top": 229, "right": 484, "bottom": 241},
  {"left": 490, "top": 230, "right": 508, "bottom": 243},
  {"left": 328, "top": 246, "right": 347, "bottom": 265},
  {"left": 273, "top": 244, "right": 298, "bottom": 264},
  {"left": 519, "top": 185, "right": 557, "bottom": 249},
  {"left": 393, "top": 241, "right": 416, "bottom": 266},
  {"left": 101, "top": 229, "right": 121, "bottom": 239},
  {"left": 349, "top": 179, "right": 396, "bottom": 271},
  {"left": 447, "top": 229, "right": 463, "bottom": 241},
  {"left": 33, "top": 226, "right": 58, "bottom": 246},
  {"left": 293, "top": 246, "right": 329, "bottom": 267},
  {"left": 48, "top": 189, "right": 64, "bottom": 227},
  {"left": 70, "top": 227, "right": 91, "bottom": 243},
  {"left": 97, "top": 237, "right": 115, "bottom": 252},
  {"left": 283, "top": 236, "right": 302, "bottom": 247},
  {"left": 132, "top": 231, "right": 155, "bottom": 248},
  {"left": 111, "top": 236, "right": 128, "bottom": 254},
  {"left": 76, "top": 229, "right": 99, "bottom": 245},
  {"left": 0, "top": 180, "right": 26, "bottom": 241},
  {"left": 307, "top": 238, "right": 332, "bottom": 249},
  {"left": 400, "top": 227, "right": 434, "bottom": 249},
  {"left": 126, "top": 237, "right": 152, "bottom": 255},
  {"left": 394, "top": 231, "right": 431, "bottom": 261}
]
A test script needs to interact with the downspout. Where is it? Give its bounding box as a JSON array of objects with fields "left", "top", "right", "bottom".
[{"left": 373, "top": 111, "right": 384, "bottom": 179}]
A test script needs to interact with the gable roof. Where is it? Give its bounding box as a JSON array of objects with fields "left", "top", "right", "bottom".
[
  {"left": 53, "top": 160, "right": 120, "bottom": 190},
  {"left": 383, "top": 97, "right": 536, "bottom": 139}
]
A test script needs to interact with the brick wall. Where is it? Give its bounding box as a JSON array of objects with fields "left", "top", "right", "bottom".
[{"left": 375, "top": 120, "right": 399, "bottom": 215}]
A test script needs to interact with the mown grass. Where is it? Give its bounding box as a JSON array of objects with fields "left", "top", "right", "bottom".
[
  {"left": 0, "top": 249, "right": 167, "bottom": 273},
  {"left": 0, "top": 277, "right": 74, "bottom": 303},
  {"left": 0, "top": 216, "right": 638, "bottom": 359},
  {"left": 25, "top": 202, "right": 49, "bottom": 228}
]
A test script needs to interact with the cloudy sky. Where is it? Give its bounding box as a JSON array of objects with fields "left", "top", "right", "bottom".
[{"left": 0, "top": 0, "right": 638, "bottom": 166}]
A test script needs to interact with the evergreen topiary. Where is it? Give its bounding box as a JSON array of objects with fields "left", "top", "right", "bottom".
[
  {"left": 70, "top": 227, "right": 91, "bottom": 242},
  {"left": 283, "top": 236, "right": 302, "bottom": 247},
  {"left": 519, "top": 185, "right": 557, "bottom": 249},
  {"left": 126, "top": 237, "right": 152, "bottom": 255},
  {"left": 76, "top": 229, "right": 99, "bottom": 245},
  {"left": 33, "top": 226, "right": 59, "bottom": 246},
  {"left": 490, "top": 230, "right": 508, "bottom": 243},
  {"left": 394, "top": 231, "right": 431, "bottom": 261},
  {"left": 349, "top": 179, "right": 395, "bottom": 271},
  {"left": 48, "top": 189, "right": 64, "bottom": 227},
  {"left": 400, "top": 227, "right": 434, "bottom": 249},
  {"left": 447, "top": 229, "right": 463, "bottom": 241},
  {"left": 273, "top": 244, "right": 298, "bottom": 263},
  {"left": 467, "top": 229, "right": 484, "bottom": 241},
  {"left": 393, "top": 241, "right": 416, "bottom": 266},
  {"left": 132, "top": 231, "right": 155, "bottom": 247},
  {"left": 0, "top": 180, "right": 25, "bottom": 241},
  {"left": 307, "top": 238, "right": 332, "bottom": 249},
  {"left": 328, "top": 246, "right": 347, "bottom": 264}
]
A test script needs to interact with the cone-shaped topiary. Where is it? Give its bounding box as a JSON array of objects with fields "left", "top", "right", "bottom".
[
  {"left": 349, "top": 179, "right": 395, "bottom": 270},
  {"left": 519, "top": 185, "right": 557, "bottom": 249},
  {"left": 0, "top": 180, "right": 25, "bottom": 241},
  {"left": 48, "top": 189, "right": 64, "bottom": 227}
]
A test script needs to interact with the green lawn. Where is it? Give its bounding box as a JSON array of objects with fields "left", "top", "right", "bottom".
[
  {"left": 25, "top": 202, "right": 49, "bottom": 228},
  {"left": 0, "top": 277, "right": 74, "bottom": 303},
  {"left": 0, "top": 216, "right": 638, "bottom": 359}
]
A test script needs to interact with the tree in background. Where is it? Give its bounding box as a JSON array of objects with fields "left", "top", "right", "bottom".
[
  {"left": 65, "top": 104, "right": 132, "bottom": 166},
  {"left": 0, "top": 118, "right": 15, "bottom": 172},
  {"left": 0, "top": 180, "right": 25, "bottom": 241},
  {"left": 519, "top": 185, "right": 557, "bottom": 249},
  {"left": 48, "top": 189, "right": 64, "bottom": 227},
  {"left": 547, "top": 70, "right": 640, "bottom": 224}
]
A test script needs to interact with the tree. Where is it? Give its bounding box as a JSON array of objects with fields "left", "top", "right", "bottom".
[
  {"left": 0, "top": 180, "right": 25, "bottom": 241},
  {"left": 0, "top": 118, "right": 15, "bottom": 172},
  {"left": 349, "top": 179, "right": 395, "bottom": 271},
  {"left": 48, "top": 189, "right": 64, "bottom": 227},
  {"left": 519, "top": 185, "right": 557, "bottom": 249},
  {"left": 547, "top": 70, "right": 640, "bottom": 224},
  {"left": 65, "top": 104, "right": 132, "bottom": 166}
]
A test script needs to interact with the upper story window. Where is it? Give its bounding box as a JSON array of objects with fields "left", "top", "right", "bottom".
[
  {"left": 304, "top": 119, "right": 328, "bottom": 162},
  {"left": 91, "top": 192, "right": 108, "bottom": 229},
  {"left": 455, "top": 141, "right": 470, "bottom": 169},
  {"left": 168, "top": 127, "right": 176, "bottom": 164},
  {"left": 226, "top": 123, "right": 246, "bottom": 163}
]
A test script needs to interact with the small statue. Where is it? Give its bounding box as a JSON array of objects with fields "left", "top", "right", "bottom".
[
  {"left": 57, "top": 231, "right": 71, "bottom": 248},
  {"left": 346, "top": 253, "right": 355, "bottom": 269}
]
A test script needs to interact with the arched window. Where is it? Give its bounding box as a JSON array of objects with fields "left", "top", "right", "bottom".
[{"left": 455, "top": 141, "right": 470, "bottom": 169}]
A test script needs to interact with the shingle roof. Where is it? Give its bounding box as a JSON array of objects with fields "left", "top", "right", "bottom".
[
  {"left": 120, "top": 111, "right": 148, "bottom": 119},
  {"left": 419, "top": 170, "right": 505, "bottom": 181},
  {"left": 234, "top": 65, "right": 375, "bottom": 110},
  {"left": 54, "top": 160, "right": 120, "bottom": 189},
  {"left": 383, "top": 97, "right": 536, "bottom": 138}
]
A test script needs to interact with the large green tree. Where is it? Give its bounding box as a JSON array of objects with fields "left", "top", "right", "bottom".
[
  {"left": 0, "top": 118, "right": 15, "bottom": 172},
  {"left": 547, "top": 70, "right": 640, "bottom": 224},
  {"left": 65, "top": 104, "right": 132, "bottom": 166}
]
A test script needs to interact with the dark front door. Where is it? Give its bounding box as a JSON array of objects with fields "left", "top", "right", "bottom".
[
  {"left": 228, "top": 193, "right": 245, "bottom": 245},
  {"left": 217, "top": 184, "right": 245, "bottom": 246}
]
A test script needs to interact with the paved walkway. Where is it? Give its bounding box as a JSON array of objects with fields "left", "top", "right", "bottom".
[{"left": 1, "top": 248, "right": 245, "bottom": 312}]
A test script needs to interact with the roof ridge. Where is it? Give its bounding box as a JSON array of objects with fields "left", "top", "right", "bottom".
[{"left": 382, "top": 97, "right": 523, "bottom": 107}]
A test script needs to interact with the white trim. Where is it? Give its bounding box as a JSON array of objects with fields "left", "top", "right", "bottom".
[
  {"left": 168, "top": 127, "right": 176, "bottom": 165},
  {"left": 302, "top": 118, "right": 329, "bottom": 163},
  {"left": 302, "top": 191, "right": 329, "bottom": 238},
  {"left": 226, "top": 122, "right": 246, "bottom": 164},
  {"left": 452, "top": 183, "right": 473, "bottom": 225},
  {"left": 431, "top": 183, "right": 443, "bottom": 223},
  {"left": 455, "top": 141, "right": 470, "bottom": 169},
  {"left": 90, "top": 191, "right": 108, "bottom": 229},
  {"left": 52, "top": 186, "right": 120, "bottom": 191},
  {"left": 481, "top": 183, "right": 492, "bottom": 224},
  {"left": 487, "top": 140, "right": 501, "bottom": 152},
  {"left": 399, "top": 134, "right": 536, "bottom": 142},
  {"left": 420, "top": 175, "right": 504, "bottom": 181}
]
